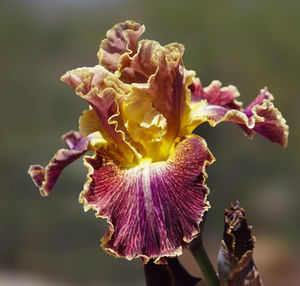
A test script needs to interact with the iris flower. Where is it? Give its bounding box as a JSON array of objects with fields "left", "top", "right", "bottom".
[{"left": 28, "top": 21, "right": 288, "bottom": 264}]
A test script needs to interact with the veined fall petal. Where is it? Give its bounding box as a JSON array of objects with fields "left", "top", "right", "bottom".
[{"left": 80, "top": 136, "right": 214, "bottom": 263}]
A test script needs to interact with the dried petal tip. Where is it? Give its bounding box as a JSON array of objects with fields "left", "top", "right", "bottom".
[{"left": 217, "top": 202, "right": 264, "bottom": 286}]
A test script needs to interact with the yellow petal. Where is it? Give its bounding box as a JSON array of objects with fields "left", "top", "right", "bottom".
[{"left": 62, "top": 65, "right": 143, "bottom": 163}]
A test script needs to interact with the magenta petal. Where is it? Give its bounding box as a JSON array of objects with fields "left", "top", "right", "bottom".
[
  {"left": 190, "top": 79, "right": 241, "bottom": 110},
  {"left": 189, "top": 80, "right": 288, "bottom": 147},
  {"left": 240, "top": 89, "right": 288, "bottom": 147},
  {"left": 28, "top": 131, "right": 90, "bottom": 196},
  {"left": 80, "top": 135, "right": 215, "bottom": 263}
]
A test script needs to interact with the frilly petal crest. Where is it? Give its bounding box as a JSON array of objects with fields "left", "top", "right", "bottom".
[
  {"left": 123, "top": 43, "right": 195, "bottom": 160},
  {"left": 63, "top": 22, "right": 197, "bottom": 161},
  {"left": 98, "top": 20, "right": 145, "bottom": 73}
]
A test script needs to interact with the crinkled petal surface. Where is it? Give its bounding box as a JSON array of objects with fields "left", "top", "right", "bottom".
[
  {"left": 98, "top": 20, "right": 145, "bottom": 73},
  {"left": 122, "top": 44, "right": 195, "bottom": 160},
  {"left": 187, "top": 79, "right": 288, "bottom": 147},
  {"left": 97, "top": 21, "right": 197, "bottom": 160},
  {"left": 80, "top": 135, "right": 215, "bottom": 263},
  {"left": 217, "top": 202, "right": 264, "bottom": 286},
  {"left": 28, "top": 131, "right": 91, "bottom": 196}
]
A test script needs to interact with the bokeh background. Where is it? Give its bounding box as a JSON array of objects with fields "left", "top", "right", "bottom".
[{"left": 1, "top": 0, "right": 299, "bottom": 285}]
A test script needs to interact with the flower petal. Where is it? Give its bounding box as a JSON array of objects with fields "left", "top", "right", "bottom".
[
  {"left": 79, "top": 135, "right": 215, "bottom": 263},
  {"left": 117, "top": 39, "right": 161, "bottom": 84},
  {"left": 28, "top": 131, "right": 92, "bottom": 196},
  {"left": 187, "top": 79, "right": 288, "bottom": 147},
  {"left": 61, "top": 65, "right": 144, "bottom": 163},
  {"left": 240, "top": 91, "right": 289, "bottom": 147},
  {"left": 98, "top": 20, "right": 145, "bottom": 73},
  {"left": 126, "top": 44, "right": 195, "bottom": 160},
  {"left": 79, "top": 109, "right": 107, "bottom": 138},
  {"left": 190, "top": 78, "right": 242, "bottom": 109},
  {"left": 217, "top": 202, "right": 264, "bottom": 286}
]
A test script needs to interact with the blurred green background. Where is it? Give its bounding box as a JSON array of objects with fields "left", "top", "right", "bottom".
[{"left": 1, "top": 0, "right": 299, "bottom": 285}]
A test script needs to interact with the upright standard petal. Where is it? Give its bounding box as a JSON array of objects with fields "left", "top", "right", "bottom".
[
  {"left": 123, "top": 44, "right": 195, "bottom": 160},
  {"left": 79, "top": 136, "right": 215, "bottom": 263},
  {"left": 217, "top": 202, "right": 264, "bottom": 286},
  {"left": 98, "top": 21, "right": 145, "bottom": 73},
  {"left": 117, "top": 39, "right": 160, "bottom": 84},
  {"left": 28, "top": 131, "right": 91, "bottom": 196},
  {"left": 186, "top": 79, "right": 288, "bottom": 147}
]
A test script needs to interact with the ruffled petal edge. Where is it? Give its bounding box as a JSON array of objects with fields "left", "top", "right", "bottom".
[{"left": 79, "top": 135, "right": 215, "bottom": 264}]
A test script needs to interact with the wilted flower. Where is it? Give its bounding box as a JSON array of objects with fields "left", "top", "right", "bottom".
[
  {"left": 218, "top": 202, "right": 264, "bottom": 286},
  {"left": 28, "top": 21, "right": 288, "bottom": 263}
]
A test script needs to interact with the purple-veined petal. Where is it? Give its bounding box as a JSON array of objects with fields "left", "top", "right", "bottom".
[
  {"left": 217, "top": 202, "right": 264, "bottom": 286},
  {"left": 28, "top": 131, "right": 91, "bottom": 196},
  {"left": 187, "top": 79, "right": 288, "bottom": 147},
  {"left": 79, "top": 135, "right": 215, "bottom": 263}
]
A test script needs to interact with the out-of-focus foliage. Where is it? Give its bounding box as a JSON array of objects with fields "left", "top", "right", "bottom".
[{"left": 0, "top": 0, "right": 299, "bottom": 285}]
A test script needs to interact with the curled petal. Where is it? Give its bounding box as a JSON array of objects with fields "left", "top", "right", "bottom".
[
  {"left": 98, "top": 20, "right": 145, "bottom": 73},
  {"left": 79, "top": 109, "right": 108, "bottom": 139},
  {"left": 240, "top": 91, "right": 289, "bottom": 147},
  {"left": 98, "top": 20, "right": 159, "bottom": 84},
  {"left": 28, "top": 131, "right": 92, "bottom": 196},
  {"left": 80, "top": 135, "right": 215, "bottom": 263},
  {"left": 121, "top": 89, "right": 168, "bottom": 159},
  {"left": 61, "top": 65, "right": 144, "bottom": 163},
  {"left": 118, "top": 39, "right": 161, "bottom": 84},
  {"left": 187, "top": 80, "right": 288, "bottom": 147},
  {"left": 218, "top": 202, "right": 264, "bottom": 286}
]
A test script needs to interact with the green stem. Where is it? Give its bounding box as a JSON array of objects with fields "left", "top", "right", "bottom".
[{"left": 190, "top": 237, "right": 220, "bottom": 286}]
